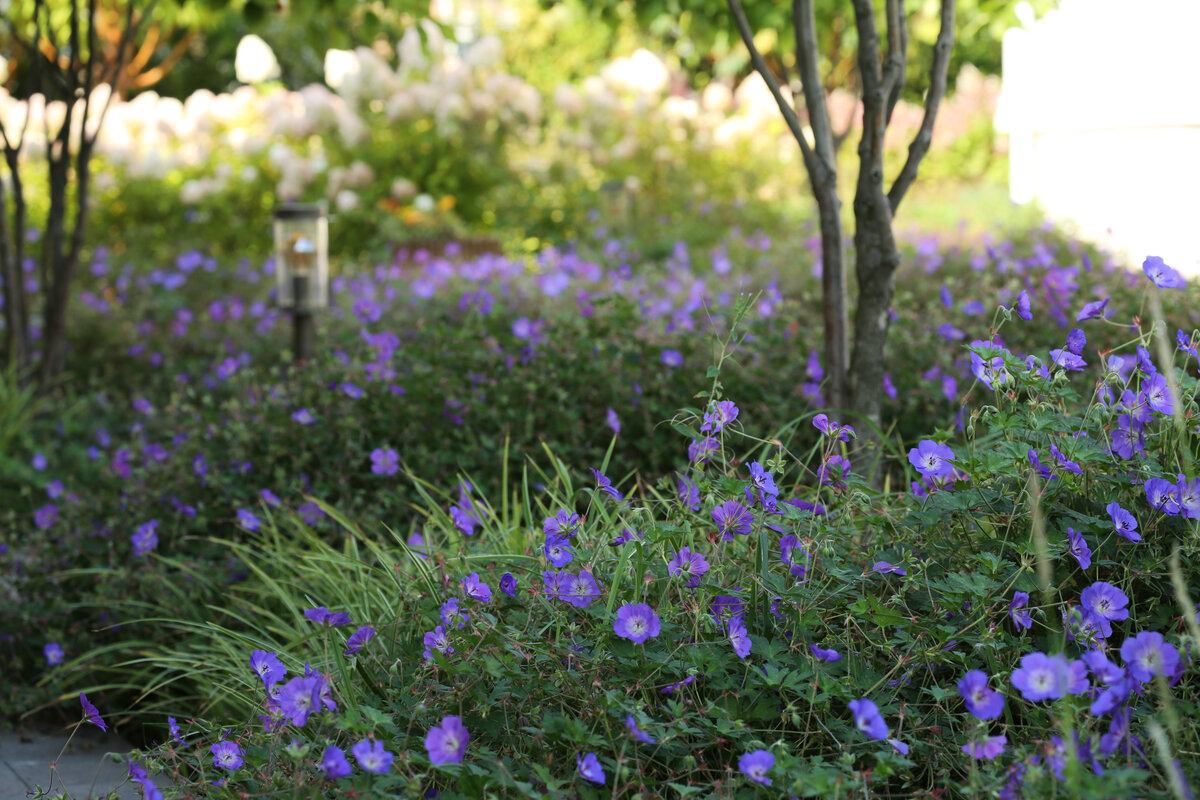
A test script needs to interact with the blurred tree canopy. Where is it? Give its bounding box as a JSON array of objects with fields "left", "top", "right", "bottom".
[
  {"left": 1, "top": 0, "right": 432, "bottom": 99},
  {"left": 540, "top": 0, "right": 1056, "bottom": 97}
]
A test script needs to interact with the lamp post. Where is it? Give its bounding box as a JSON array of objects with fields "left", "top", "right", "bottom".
[{"left": 273, "top": 203, "right": 329, "bottom": 363}]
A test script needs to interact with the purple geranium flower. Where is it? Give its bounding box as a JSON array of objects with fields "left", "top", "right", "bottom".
[
  {"left": 710, "top": 594, "right": 745, "bottom": 626},
  {"left": 1067, "top": 659, "right": 1090, "bottom": 695},
  {"left": 33, "top": 504, "right": 58, "bottom": 530},
  {"left": 689, "top": 436, "right": 720, "bottom": 463},
  {"left": 292, "top": 408, "right": 315, "bottom": 425},
  {"left": 131, "top": 520, "right": 159, "bottom": 557},
  {"left": 1082, "top": 649, "right": 1124, "bottom": 686},
  {"left": 813, "top": 413, "right": 854, "bottom": 441},
  {"left": 1120, "top": 631, "right": 1180, "bottom": 683},
  {"left": 738, "top": 750, "right": 774, "bottom": 786},
  {"left": 605, "top": 407, "right": 621, "bottom": 435},
  {"left": 747, "top": 462, "right": 779, "bottom": 496},
  {"left": 128, "top": 763, "right": 163, "bottom": 799},
  {"left": 461, "top": 573, "right": 492, "bottom": 603},
  {"left": 661, "top": 675, "right": 698, "bottom": 693},
  {"left": 250, "top": 649, "right": 286, "bottom": 690},
  {"left": 237, "top": 508, "right": 261, "bottom": 532},
  {"left": 701, "top": 400, "right": 739, "bottom": 434},
  {"left": 1076, "top": 297, "right": 1110, "bottom": 321},
  {"left": 561, "top": 570, "right": 602, "bottom": 608},
  {"left": 677, "top": 473, "right": 701, "bottom": 510},
  {"left": 727, "top": 616, "right": 752, "bottom": 658},
  {"left": 624, "top": 714, "right": 656, "bottom": 743},
  {"left": 1143, "top": 373, "right": 1174, "bottom": 417},
  {"left": 712, "top": 500, "right": 754, "bottom": 540},
  {"left": 1011, "top": 652, "right": 1070, "bottom": 701},
  {"left": 958, "top": 670, "right": 1005, "bottom": 720},
  {"left": 1049, "top": 444, "right": 1081, "bottom": 475},
  {"left": 1106, "top": 502, "right": 1141, "bottom": 542},
  {"left": 969, "top": 340, "right": 1012, "bottom": 390},
  {"left": 848, "top": 698, "right": 889, "bottom": 741},
  {"left": 1049, "top": 348, "right": 1087, "bottom": 371},
  {"left": 1067, "top": 527, "right": 1092, "bottom": 570},
  {"left": 1145, "top": 477, "right": 1180, "bottom": 516},
  {"left": 661, "top": 349, "right": 683, "bottom": 367},
  {"left": 810, "top": 644, "right": 841, "bottom": 662},
  {"left": 1065, "top": 328, "right": 1087, "bottom": 356},
  {"left": 425, "top": 716, "right": 469, "bottom": 764},
  {"left": 1080, "top": 581, "right": 1130, "bottom": 638},
  {"left": 276, "top": 676, "right": 321, "bottom": 726},
  {"left": 80, "top": 693, "right": 107, "bottom": 731},
  {"left": 499, "top": 572, "right": 517, "bottom": 598},
  {"left": 614, "top": 603, "right": 661, "bottom": 644},
  {"left": 353, "top": 739, "right": 394, "bottom": 773},
  {"left": 423, "top": 625, "right": 453, "bottom": 661},
  {"left": 577, "top": 752, "right": 606, "bottom": 784},
  {"left": 1179, "top": 475, "right": 1200, "bottom": 520},
  {"left": 44, "top": 643, "right": 64, "bottom": 666},
  {"left": 440, "top": 598, "right": 469, "bottom": 630},
  {"left": 611, "top": 528, "right": 642, "bottom": 546},
  {"left": 1009, "top": 591, "right": 1033, "bottom": 631},
  {"left": 962, "top": 735, "right": 1007, "bottom": 760},
  {"left": 667, "top": 547, "right": 710, "bottom": 588},
  {"left": 319, "top": 745, "right": 352, "bottom": 778},
  {"left": 344, "top": 625, "right": 377, "bottom": 656},
  {"left": 1143, "top": 255, "right": 1185, "bottom": 289},
  {"left": 590, "top": 468, "right": 624, "bottom": 501},
  {"left": 908, "top": 440, "right": 956, "bottom": 478},
  {"left": 1013, "top": 290, "right": 1032, "bottom": 320},
  {"left": 1091, "top": 676, "right": 1137, "bottom": 717},
  {"left": 873, "top": 561, "right": 906, "bottom": 576},
  {"left": 211, "top": 741, "right": 244, "bottom": 770},
  {"left": 167, "top": 717, "right": 186, "bottom": 747},
  {"left": 1178, "top": 329, "right": 1198, "bottom": 357},
  {"left": 370, "top": 447, "right": 399, "bottom": 476},
  {"left": 304, "top": 606, "right": 352, "bottom": 627},
  {"left": 544, "top": 509, "right": 579, "bottom": 538},
  {"left": 780, "top": 535, "right": 810, "bottom": 579},
  {"left": 544, "top": 534, "right": 575, "bottom": 568}
]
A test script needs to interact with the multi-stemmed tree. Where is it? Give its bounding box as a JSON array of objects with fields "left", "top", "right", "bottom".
[
  {"left": 725, "top": 0, "right": 955, "bottom": 475},
  {"left": 0, "top": 0, "right": 154, "bottom": 386}
]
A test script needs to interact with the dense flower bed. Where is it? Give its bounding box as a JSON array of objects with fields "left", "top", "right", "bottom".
[
  {"left": 81, "top": 261, "right": 1200, "bottom": 797},
  {"left": 3, "top": 208, "right": 1199, "bottom": 796}
]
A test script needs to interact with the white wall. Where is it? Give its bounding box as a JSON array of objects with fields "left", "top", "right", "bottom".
[{"left": 997, "top": 0, "right": 1200, "bottom": 275}]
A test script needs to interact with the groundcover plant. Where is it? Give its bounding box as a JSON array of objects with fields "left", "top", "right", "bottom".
[{"left": 6, "top": 225, "right": 1199, "bottom": 798}]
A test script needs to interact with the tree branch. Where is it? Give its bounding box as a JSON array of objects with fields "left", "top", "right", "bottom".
[
  {"left": 881, "top": 0, "right": 908, "bottom": 126},
  {"left": 792, "top": 0, "right": 837, "bottom": 181},
  {"left": 725, "top": 0, "right": 819, "bottom": 174},
  {"left": 888, "top": 0, "right": 954, "bottom": 215},
  {"left": 104, "top": 1, "right": 158, "bottom": 98},
  {"left": 851, "top": 0, "right": 886, "bottom": 187}
]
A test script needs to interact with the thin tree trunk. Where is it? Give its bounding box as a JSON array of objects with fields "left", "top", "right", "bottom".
[
  {"left": 38, "top": 151, "right": 90, "bottom": 385},
  {"left": 38, "top": 135, "right": 72, "bottom": 386},
  {"left": 814, "top": 189, "right": 847, "bottom": 412},
  {"left": 0, "top": 154, "right": 31, "bottom": 379},
  {"left": 848, "top": 220, "right": 900, "bottom": 476},
  {"left": 847, "top": 0, "right": 900, "bottom": 482}
]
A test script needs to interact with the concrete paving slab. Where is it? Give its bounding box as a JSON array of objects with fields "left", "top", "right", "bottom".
[{"left": 0, "top": 728, "right": 139, "bottom": 800}]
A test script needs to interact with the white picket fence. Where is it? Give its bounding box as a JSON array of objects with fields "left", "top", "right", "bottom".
[{"left": 996, "top": 0, "right": 1200, "bottom": 275}]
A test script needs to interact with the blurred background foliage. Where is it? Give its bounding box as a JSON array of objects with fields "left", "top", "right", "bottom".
[{"left": 3, "top": 0, "right": 1055, "bottom": 102}]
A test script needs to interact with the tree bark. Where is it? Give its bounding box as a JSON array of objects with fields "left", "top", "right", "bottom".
[
  {"left": 847, "top": 0, "right": 900, "bottom": 482},
  {"left": 792, "top": 0, "right": 848, "bottom": 414},
  {"left": 728, "top": 0, "right": 849, "bottom": 413},
  {"left": 0, "top": 158, "right": 31, "bottom": 373}
]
